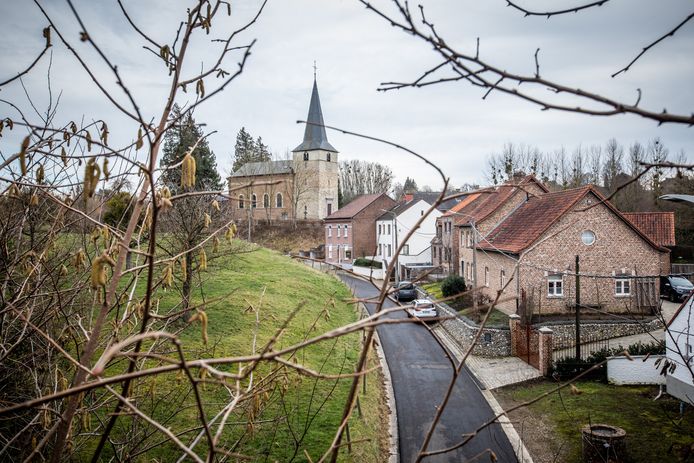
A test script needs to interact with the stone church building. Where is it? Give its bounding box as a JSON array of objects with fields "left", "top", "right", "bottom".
[{"left": 227, "top": 79, "right": 339, "bottom": 221}]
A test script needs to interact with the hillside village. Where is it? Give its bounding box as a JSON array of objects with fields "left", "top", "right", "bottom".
[{"left": 2, "top": 2, "right": 693, "bottom": 463}]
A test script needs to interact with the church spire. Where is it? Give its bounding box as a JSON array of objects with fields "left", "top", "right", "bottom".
[{"left": 292, "top": 78, "right": 337, "bottom": 153}]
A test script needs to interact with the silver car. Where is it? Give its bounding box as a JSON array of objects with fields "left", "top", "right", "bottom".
[{"left": 408, "top": 299, "right": 438, "bottom": 321}]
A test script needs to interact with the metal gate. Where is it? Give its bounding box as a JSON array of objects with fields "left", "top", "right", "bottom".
[{"left": 515, "top": 289, "right": 540, "bottom": 368}]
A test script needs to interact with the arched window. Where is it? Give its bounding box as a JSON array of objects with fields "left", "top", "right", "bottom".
[
  {"left": 303, "top": 152, "right": 309, "bottom": 161},
  {"left": 276, "top": 193, "right": 283, "bottom": 208},
  {"left": 263, "top": 193, "right": 269, "bottom": 208},
  {"left": 238, "top": 194, "right": 245, "bottom": 209},
  {"left": 251, "top": 194, "right": 257, "bottom": 208},
  {"left": 327, "top": 152, "right": 331, "bottom": 162}
]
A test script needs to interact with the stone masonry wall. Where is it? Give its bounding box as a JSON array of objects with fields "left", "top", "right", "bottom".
[
  {"left": 545, "top": 317, "right": 663, "bottom": 350},
  {"left": 435, "top": 300, "right": 512, "bottom": 357}
]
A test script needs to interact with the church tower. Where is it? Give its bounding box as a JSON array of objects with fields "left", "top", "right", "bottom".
[{"left": 291, "top": 78, "right": 339, "bottom": 219}]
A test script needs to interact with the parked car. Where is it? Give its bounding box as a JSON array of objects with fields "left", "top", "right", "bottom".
[
  {"left": 394, "top": 281, "right": 417, "bottom": 302},
  {"left": 407, "top": 299, "right": 438, "bottom": 321},
  {"left": 660, "top": 275, "right": 694, "bottom": 302}
]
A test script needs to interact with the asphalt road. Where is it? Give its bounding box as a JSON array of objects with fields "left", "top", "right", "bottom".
[{"left": 339, "top": 273, "right": 517, "bottom": 463}]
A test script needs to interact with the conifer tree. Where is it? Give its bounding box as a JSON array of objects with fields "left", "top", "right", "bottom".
[{"left": 160, "top": 104, "right": 222, "bottom": 191}]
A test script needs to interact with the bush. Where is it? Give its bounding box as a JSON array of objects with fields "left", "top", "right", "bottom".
[
  {"left": 353, "top": 258, "right": 381, "bottom": 269},
  {"left": 441, "top": 275, "right": 466, "bottom": 298},
  {"left": 552, "top": 340, "right": 666, "bottom": 380}
]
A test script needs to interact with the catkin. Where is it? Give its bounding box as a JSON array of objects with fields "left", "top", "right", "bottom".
[
  {"left": 36, "top": 164, "right": 44, "bottom": 184},
  {"left": 180, "top": 152, "right": 196, "bottom": 189},
  {"left": 60, "top": 265, "right": 68, "bottom": 277},
  {"left": 225, "top": 223, "right": 237, "bottom": 243},
  {"left": 30, "top": 194, "right": 39, "bottom": 207},
  {"left": 212, "top": 199, "right": 220, "bottom": 211},
  {"left": 200, "top": 311, "right": 208, "bottom": 344},
  {"left": 19, "top": 136, "right": 29, "bottom": 176},
  {"left": 84, "top": 159, "right": 101, "bottom": 198},
  {"left": 162, "top": 264, "right": 173, "bottom": 288},
  {"left": 73, "top": 248, "right": 86, "bottom": 269},
  {"left": 203, "top": 212, "right": 211, "bottom": 228},
  {"left": 8, "top": 183, "right": 20, "bottom": 197},
  {"left": 90, "top": 254, "right": 115, "bottom": 289},
  {"left": 102, "top": 158, "right": 109, "bottom": 180},
  {"left": 213, "top": 236, "right": 219, "bottom": 253},
  {"left": 199, "top": 248, "right": 207, "bottom": 271},
  {"left": 61, "top": 146, "right": 68, "bottom": 166}
]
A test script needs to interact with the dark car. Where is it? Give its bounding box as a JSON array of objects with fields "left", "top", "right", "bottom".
[
  {"left": 660, "top": 275, "right": 694, "bottom": 302},
  {"left": 394, "top": 281, "right": 417, "bottom": 302}
]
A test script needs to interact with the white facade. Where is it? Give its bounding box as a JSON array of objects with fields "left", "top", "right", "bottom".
[
  {"left": 375, "top": 199, "right": 442, "bottom": 272},
  {"left": 607, "top": 355, "right": 665, "bottom": 385},
  {"left": 666, "top": 296, "right": 694, "bottom": 404}
]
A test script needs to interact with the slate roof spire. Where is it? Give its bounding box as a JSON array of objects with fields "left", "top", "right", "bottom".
[{"left": 293, "top": 78, "right": 338, "bottom": 152}]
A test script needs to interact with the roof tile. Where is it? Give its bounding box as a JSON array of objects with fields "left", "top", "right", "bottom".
[{"left": 623, "top": 212, "right": 676, "bottom": 247}]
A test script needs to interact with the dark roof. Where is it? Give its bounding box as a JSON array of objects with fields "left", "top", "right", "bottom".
[
  {"left": 230, "top": 160, "right": 292, "bottom": 178},
  {"left": 401, "top": 192, "right": 460, "bottom": 211},
  {"left": 324, "top": 194, "right": 390, "bottom": 220},
  {"left": 623, "top": 212, "right": 676, "bottom": 247},
  {"left": 292, "top": 79, "right": 337, "bottom": 153},
  {"left": 377, "top": 198, "right": 426, "bottom": 220},
  {"left": 478, "top": 185, "right": 667, "bottom": 254}
]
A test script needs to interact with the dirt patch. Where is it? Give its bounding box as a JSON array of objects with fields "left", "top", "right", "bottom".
[{"left": 494, "top": 380, "right": 575, "bottom": 463}]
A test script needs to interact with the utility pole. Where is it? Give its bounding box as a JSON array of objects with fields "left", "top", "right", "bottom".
[
  {"left": 472, "top": 222, "right": 478, "bottom": 313},
  {"left": 575, "top": 255, "right": 581, "bottom": 360}
]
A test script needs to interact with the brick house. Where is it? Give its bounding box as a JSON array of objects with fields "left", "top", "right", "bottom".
[
  {"left": 324, "top": 193, "right": 396, "bottom": 265},
  {"left": 473, "top": 185, "right": 671, "bottom": 314},
  {"left": 431, "top": 192, "right": 481, "bottom": 276},
  {"left": 456, "top": 175, "right": 549, "bottom": 286}
]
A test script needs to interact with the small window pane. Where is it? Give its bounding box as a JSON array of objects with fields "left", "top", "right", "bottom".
[{"left": 581, "top": 230, "right": 596, "bottom": 246}]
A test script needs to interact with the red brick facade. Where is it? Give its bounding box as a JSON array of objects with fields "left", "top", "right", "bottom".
[{"left": 324, "top": 194, "right": 396, "bottom": 265}]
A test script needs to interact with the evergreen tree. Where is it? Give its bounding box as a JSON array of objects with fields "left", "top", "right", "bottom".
[
  {"left": 232, "top": 127, "right": 257, "bottom": 172},
  {"left": 403, "top": 176, "right": 418, "bottom": 194},
  {"left": 160, "top": 105, "right": 222, "bottom": 191},
  {"left": 255, "top": 136, "right": 272, "bottom": 162}
]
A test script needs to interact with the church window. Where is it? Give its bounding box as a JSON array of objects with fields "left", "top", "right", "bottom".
[
  {"left": 276, "top": 193, "right": 283, "bottom": 208},
  {"left": 251, "top": 194, "right": 257, "bottom": 208},
  {"left": 238, "top": 194, "right": 245, "bottom": 209},
  {"left": 303, "top": 152, "right": 309, "bottom": 161},
  {"left": 327, "top": 153, "right": 331, "bottom": 162},
  {"left": 263, "top": 193, "right": 269, "bottom": 208}
]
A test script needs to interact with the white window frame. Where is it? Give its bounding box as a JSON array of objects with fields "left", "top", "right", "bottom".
[
  {"left": 276, "top": 193, "right": 283, "bottom": 208},
  {"left": 337, "top": 225, "right": 341, "bottom": 238},
  {"left": 328, "top": 225, "right": 332, "bottom": 237},
  {"left": 344, "top": 225, "right": 348, "bottom": 238},
  {"left": 500, "top": 269, "right": 506, "bottom": 288},
  {"left": 388, "top": 244, "right": 392, "bottom": 257},
  {"left": 615, "top": 278, "right": 631, "bottom": 297},
  {"left": 484, "top": 266, "right": 489, "bottom": 287},
  {"left": 388, "top": 224, "right": 391, "bottom": 235},
  {"left": 328, "top": 245, "right": 333, "bottom": 259},
  {"left": 548, "top": 274, "right": 563, "bottom": 297},
  {"left": 402, "top": 245, "right": 409, "bottom": 255}
]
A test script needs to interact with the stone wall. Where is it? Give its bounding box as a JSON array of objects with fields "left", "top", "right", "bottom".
[
  {"left": 541, "top": 317, "right": 663, "bottom": 350},
  {"left": 436, "top": 302, "right": 512, "bottom": 357}
]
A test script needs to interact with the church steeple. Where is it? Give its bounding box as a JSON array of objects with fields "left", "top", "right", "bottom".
[{"left": 292, "top": 79, "right": 338, "bottom": 153}]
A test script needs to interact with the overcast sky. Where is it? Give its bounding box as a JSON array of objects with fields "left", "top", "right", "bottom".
[{"left": 1, "top": 0, "right": 692, "bottom": 190}]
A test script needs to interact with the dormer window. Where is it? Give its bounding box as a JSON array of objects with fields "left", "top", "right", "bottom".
[
  {"left": 327, "top": 153, "right": 331, "bottom": 162},
  {"left": 303, "top": 152, "right": 309, "bottom": 161}
]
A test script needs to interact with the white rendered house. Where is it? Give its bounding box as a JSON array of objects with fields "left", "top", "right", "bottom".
[
  {"left": 375, "top": 198, "right": 442, "bottom": 280},
  {"left": 666, "top": 295, "right": 694, "bottom": 405}
]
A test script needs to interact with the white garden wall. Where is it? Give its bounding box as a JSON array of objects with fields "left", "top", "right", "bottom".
[{"left": 607, "top": 355, "right": 665, "bottom": 385}]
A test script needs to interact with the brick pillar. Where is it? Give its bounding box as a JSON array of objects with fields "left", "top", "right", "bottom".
[
  {"left": 538, "top": 326, "right": 553, "bottom": 376},
  {"left": 509, "top": 314, "right": 521, "bottom": 357}
]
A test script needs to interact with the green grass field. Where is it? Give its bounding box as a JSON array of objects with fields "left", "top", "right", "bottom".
[
  {"left": 496, "top": 379, "right": 694, "bottom": 462},
  {"left": 75, "top": 241, "right": 386, "bottom": 462}
]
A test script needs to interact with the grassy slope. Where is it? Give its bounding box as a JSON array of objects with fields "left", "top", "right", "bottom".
[
  {"left": 495, "top": 379, "right": 694, "bottom": 462},
  {"left": 85, "top": 244, "right": 386, "bottom": 462}
]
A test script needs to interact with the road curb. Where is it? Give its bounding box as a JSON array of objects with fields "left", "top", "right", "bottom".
[
  {"left": 432, "top": 326, "right": 534, "bottom": 463},
  {"left": 360, "top": 302, "right": 400, "bottom": 463}
]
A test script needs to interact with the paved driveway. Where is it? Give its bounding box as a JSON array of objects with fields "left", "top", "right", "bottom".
[{"left": 339, "top": 273, "right": 516, "bottom": 462}]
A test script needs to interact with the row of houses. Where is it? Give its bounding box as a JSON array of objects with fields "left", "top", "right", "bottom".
[{"left": 324, "top": 175, "right": 676, "bottom": 315}]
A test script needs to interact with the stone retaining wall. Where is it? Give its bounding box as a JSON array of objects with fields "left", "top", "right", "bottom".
[
  {"left": 541, "top": 318, "right": 663, "bottom": 350},
  {"left": 436, "top": 302, "right": 512, "bottom": 357}
]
